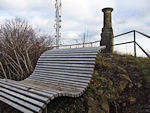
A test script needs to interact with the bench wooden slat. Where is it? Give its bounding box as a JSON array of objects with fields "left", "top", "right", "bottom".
[
  {"left": 36, "top": 65, "right": 94, "bottom": 72},
  {"left": 0, "top": 91, "right": 42, "bottom": 113},
  {"left": 36, "top": 63, "right": 94, "bottom": 68},
  {"left": 46, "top": 49, "right": 100, "bottom": 53},
  {"left": 39, "top": 58, "right": 96, "bottom": 61},
  {"left": 0, "top": 80, "right": 55, "bottom": 99},
  {"left": 0, "top": 81, "right": 49, "bottom": 104},
  {"left": 28, "top": 75, "right": 89, "bottom": 87},
  {"left": 0, "top": 96, "right": 34, "bottom": 113},
  {"left": 0, "top": 79, "right": 60, "bottom": 98},
  {"left": 40, "top": 55, "right": 97, "bottom": 58},
  {"left": 45, "top": 47, "right": 101, "bottom": 53},
  {"left": 41, "top": 52, "right": 97, "bottom": 56},
  {"left": 37, "top": 60, "right": 95, "bottom": 64},
  {"left": 39, "top": 58, "right": 95, "bottom": 62},
  {"left": 29, "top": 74, "right": 91, "bottom": 83},
  {"left": 27, "top": 78, "right": 88, "bottom": 89},
  {"left": 50, "top": 47, "right": 101, "bottom": 51},
  {"left": 34, "top": 71, "right": 92, "bottom": 78},
  {"left": 34, "top": 68, "right": 93, "bottom": 76},
  {"left": 20, "top": 81, "right": 84, "bottom": 98},
  {"left": 21, "top": 79, "right": 84, "bottom": 92},
  {"left": 0, "top": 86, "right": 45, "bottom": 108},
  {"left": 28, "top": 77, "right": 88, "bottom": 87},
  {"left": 33, "top": 70, "right": 92, "bottom": 78},
  {"left": 31, "top": 73, "right": 91, "bottom": 81}
]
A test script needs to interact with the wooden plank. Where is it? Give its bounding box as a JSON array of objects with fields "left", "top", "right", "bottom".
[
  {"left": 0, "top": 96, "right": 34, "bottom": 113},
  {"left": 37, "top": 61, "right": 95, "bottom": 64},
  {"left": 35, "top": 63, "right": 94, "bottom": 68},
  {"left": 27, "top": 77, "right": 88, "bottom": 88},
  {"left": 28, "top": 77, "right": 88, "bottom": 88},
  {"left": 51, "top": 47, "right": 102, "bottom": 51},
  {"left": 44, "top": 51, "right": 99, "bottom": 55},
  {"left": 41, "top": 52, "right": 97, "bottom": 56},
  {"left": 0, "top": 86, "right": 45, "bottom": 108},
  {"left": 35, "top": 67, "right": 93, "bottom": 75},
  {"left": 0, "top": 91, "right": 42, "bottom": 113},
  {"left": 33, "top": 69, "right": 93, "bottom": 77},
  {"left": 45, "top": 47, "right": 102, "bottom": 54},
  {"left": 33, "top": 70, "right": 92, "bottom": 78},
  {"left": 18, "top": 81, "right": 85, "bottom": 98},
  {"left": 46, "top": 47, "right": 101, "bottom": 52},
  {"left": 29, "top": 75, "right": 90, "bottom": 84},
  {"left": 35, "top": 65, "right": 94, "bottom": 74},
  {"left": 32, "top": 72, "right": 92, "bottom": 83},
  {"left": 0, "top": 80, "right": 54, "bottom": 99},
  {"left": 22, "top": 79, "right": 84, "bottom": 91},
  {"left": 38, "top": 58, "right": 96, "bottom": 61},
  {"left": 0, "top": 79, "right": 60, "bottom": 99},
  {"left": 0, "top": 81, "right": 50, "bottom": 104},
  {"left": 31, "top": 73, "right": 91, "bottom": 81},
  {"left": 40, "top": 55, "right": 97, "bottom": 58}
]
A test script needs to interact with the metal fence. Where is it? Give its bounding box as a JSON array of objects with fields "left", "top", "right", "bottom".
[
  {"left": 112, "top": 30, "right": 150, "bottom": 58},
  {"left": 53, "top": 30, "right": 150, "bottom": 58}
]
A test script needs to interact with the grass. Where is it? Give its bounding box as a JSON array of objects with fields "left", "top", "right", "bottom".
[{"left": 135, "top": 57, "right": 150, "bottom": 86}]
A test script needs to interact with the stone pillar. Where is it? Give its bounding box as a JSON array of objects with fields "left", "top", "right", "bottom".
[{"left": 100, "top": 7, "right": 114, "bottom": 53}]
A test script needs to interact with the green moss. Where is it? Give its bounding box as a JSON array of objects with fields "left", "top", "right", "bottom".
[{"left": 135, "top": 57, "right": 150, "bottom": 86}]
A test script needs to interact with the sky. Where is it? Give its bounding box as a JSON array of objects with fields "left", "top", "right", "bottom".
[{"left": 0, "top": 0, "right": 150, "bottom": 55}]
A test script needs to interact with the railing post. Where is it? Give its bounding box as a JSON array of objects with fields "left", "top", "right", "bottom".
[
  {"left": 91, "top": 42, "right": 93, "bottom": 47},
  {"left": 100, "top": 40, "right": 101, "bottom": 47},
  {"left": 134, "top": 30, "right": 137, "bottom": 57}
]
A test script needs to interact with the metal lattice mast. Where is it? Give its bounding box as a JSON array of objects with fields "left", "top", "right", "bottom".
[{"left": 55, "top": 0, "right": 61, "bottom": 48}]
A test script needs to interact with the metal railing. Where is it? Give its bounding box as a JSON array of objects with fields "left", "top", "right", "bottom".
[
  {"left": 53, "top": 30, "right": 150, "bottom": 58},
  {"left": 112, "top": 30, "right": 150, "bottom": 58}
]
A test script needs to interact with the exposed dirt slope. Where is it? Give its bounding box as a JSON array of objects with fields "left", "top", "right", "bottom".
[{"left": 47, "top": 53, "right": 150, "bottom": 113}]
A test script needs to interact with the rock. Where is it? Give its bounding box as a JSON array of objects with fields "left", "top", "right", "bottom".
[
  {"left": 129, "top": 97, "right": 136, "bottom": 104},
  {"left": 88, "top": 97, "right": 104, "bottom": 113},
  {"left": 101, "top": 98, "right": 109, "bottom": 113},
  {"left": 137, "top": 83, "right": 142, "bottom": 88},
  {"left": 119, "top": 80, "right": 128, "bottom": 91},
  {"left": 122, "top": 103, "right": 126, "bottom": 107},
  {"left": 129, "top": 83, "right": 133, "bottom": 88},
  {"left": 120, "top": 74, "right": 132, "bottom": 82}
]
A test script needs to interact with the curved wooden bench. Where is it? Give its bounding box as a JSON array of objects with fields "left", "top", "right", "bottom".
[{"left": 0, "top": 47, "right": 104, "bottom": 113}]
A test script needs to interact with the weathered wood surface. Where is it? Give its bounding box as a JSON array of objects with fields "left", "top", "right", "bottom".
[{"left": 0, "top": 47, "right": 104, "bottom": 113}]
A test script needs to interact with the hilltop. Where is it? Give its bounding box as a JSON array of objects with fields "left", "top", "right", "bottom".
[{"left": 47, "top": 53, "right": 150, "bottom": 113}]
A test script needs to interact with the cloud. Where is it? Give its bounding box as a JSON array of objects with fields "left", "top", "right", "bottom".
[
  {"left": 0, "top": 0, "right": 54, "bottom": 10},
  {"left": 0, "top": 0, "right": 150, "bottom": 49}
]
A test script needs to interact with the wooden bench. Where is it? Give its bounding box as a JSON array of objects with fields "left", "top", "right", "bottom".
[{"left": 0, "top": 47, "right": 104, "bottom": 113}]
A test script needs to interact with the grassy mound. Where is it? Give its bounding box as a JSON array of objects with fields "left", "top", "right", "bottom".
[{"left": 47, "top": 53, "right": 150, "bottom": 113}]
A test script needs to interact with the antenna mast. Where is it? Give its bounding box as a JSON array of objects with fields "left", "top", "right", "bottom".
[{"left": 55, "top": 0, "right": 62, "bottom": 48}]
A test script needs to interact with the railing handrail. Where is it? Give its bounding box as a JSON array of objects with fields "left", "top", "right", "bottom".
[
  {"left": 51, "top": 30, "right": 150, "bottom": 58},
  {"left": 53, "top": 30, "right": 150, "bottom": 48},
  {"left": 113, "top": 30, "right": 134, "bottom": 38},
  {"left": 135, "top": 30, "right": 150, "bottom": 39}
]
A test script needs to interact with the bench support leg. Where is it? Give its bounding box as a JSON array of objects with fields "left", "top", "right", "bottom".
[{"left": 43, "top": 106, "right": 47, "bottom": 113}]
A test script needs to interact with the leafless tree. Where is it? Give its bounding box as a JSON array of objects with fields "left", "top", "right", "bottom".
[{"left": 0, "top": 18, "right": 53, "bottom": 80}]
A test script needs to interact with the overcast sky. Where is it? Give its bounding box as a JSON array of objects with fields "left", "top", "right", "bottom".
[{"left": 0, "top": 0, "right": 150, "bottom": 50}]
